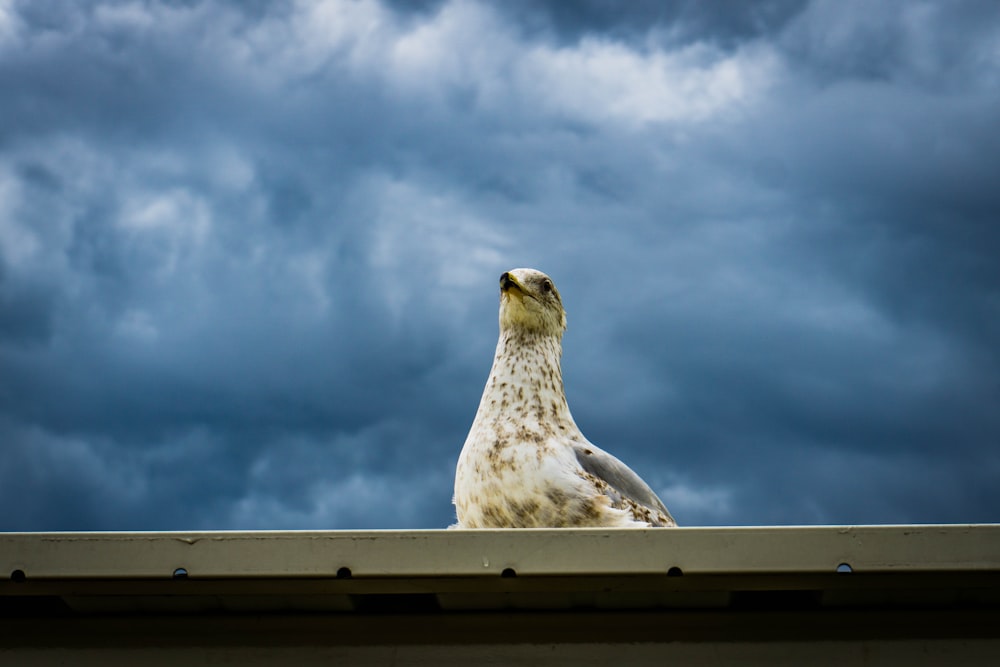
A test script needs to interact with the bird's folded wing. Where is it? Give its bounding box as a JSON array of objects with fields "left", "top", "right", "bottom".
[{"left": 573, "top": 443, "right": 676, "bottom": 525}]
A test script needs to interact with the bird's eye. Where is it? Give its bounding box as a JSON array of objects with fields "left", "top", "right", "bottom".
[{"left": 541, "top": 280, "right": 552, "bottom": 293}]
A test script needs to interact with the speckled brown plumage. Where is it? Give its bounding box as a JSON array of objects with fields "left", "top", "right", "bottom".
[{"left": 453, "top": 268, "right": 676, "bottom": 528}]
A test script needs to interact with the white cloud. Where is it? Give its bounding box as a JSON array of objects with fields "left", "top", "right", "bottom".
[
  {"left": 520, "top": 39, "right": 781, "bottom": 126},
  {"left": 121, "top": 189, "right": 206, "bottom": 233},
  {"left": 0, "top": 0, "right": 19, "bottom": 48},
  {"left": 117, "top": 188, "right": 212, "bottom": 279},
  {"left": 365, "top": 175, "right": 510, "bottom": 320},
  {"left": 385, "top": 0, "right": 509, "bottom": 96},
  {"left": 221, "top": 0, "right": 391, "bottom": 87},
  {"left": 93, "top": 1, "right": 156, "bottom": 32},
  {"left": 381, "top": 1, "right": 783, "bottom": 126},
  {"left": 204, "top": 0, "right": 782, "bottom": 127}
]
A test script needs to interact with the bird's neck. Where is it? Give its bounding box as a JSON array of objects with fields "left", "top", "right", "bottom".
[
  {"left": 474, "top": 329, "right": 576, "bottom": 431},
  {"left": 492, "top": 328, "right": 563, "bottom": 383}
]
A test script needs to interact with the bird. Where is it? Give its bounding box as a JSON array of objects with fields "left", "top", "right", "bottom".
[{"left": 454, "top": 268, "right": 676, "bottom": 528}]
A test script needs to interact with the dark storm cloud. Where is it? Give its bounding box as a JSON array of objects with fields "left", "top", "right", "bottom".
[
  {"left": 402, "top": 0, "right": 810, "bottom": 47},
  {"left": 1, "top": 0, "right": 998, "bottom": 530},
  {"left": 548, "top": 0, "right": 804, "bottom": 44},
  {"left": 780, "top": 0, "right": 1000, "bottom": 86}
]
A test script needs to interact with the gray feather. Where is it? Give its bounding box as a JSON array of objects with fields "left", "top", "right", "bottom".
[{"left": 573, "top": 443, "right": 676, "bottom": 525}]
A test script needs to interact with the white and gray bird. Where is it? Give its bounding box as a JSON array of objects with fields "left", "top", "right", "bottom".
[{"left": 454, "top": 268, "right": 676, "bottom": 528}]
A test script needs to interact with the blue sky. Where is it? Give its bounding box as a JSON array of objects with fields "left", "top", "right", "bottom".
[{"left": 1, "top": 0, "right": 998, "bottom": 530}]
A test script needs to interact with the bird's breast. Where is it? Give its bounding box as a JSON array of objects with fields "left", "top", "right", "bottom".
[{"left": 455, "top": 421, "right": 599, "bottom": 528}]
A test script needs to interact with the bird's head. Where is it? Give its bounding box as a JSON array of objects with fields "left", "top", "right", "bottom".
[{"left": 498, "top": 268, "right": 567, "bottom": 338}]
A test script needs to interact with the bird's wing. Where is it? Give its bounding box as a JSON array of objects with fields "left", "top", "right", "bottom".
[{"left": 573, "top": 442, "right": 676, "bottom": 525}]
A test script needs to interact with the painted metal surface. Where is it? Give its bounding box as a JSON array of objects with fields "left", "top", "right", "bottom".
[{"left": 2, "top": 525, "right": 998, "bottom": 580}]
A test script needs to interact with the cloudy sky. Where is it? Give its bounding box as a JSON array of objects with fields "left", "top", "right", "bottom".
[{"left": 2, "top": 0, "right": 998, "bottom": 531}]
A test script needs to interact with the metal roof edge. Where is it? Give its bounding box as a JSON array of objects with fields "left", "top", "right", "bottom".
[{"left": 3, "top": 524, "right": 998, "bottom": 580}]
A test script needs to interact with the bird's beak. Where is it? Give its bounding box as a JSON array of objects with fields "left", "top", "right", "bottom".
[{"left": 500, "top": 272, "right": 522, "bottom": 294}]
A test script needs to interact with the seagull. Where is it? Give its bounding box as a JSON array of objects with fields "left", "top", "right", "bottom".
[{"left": 454, "top": 268, "right": 676, "bottom": 528}]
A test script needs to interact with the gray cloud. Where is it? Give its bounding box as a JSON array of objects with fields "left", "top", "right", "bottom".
[
  {"left": 1, "top": 0, "right": 998, "bottom": 530},
  {"left": 476, "top": 0, "right": 810, "bottom": 47}
]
